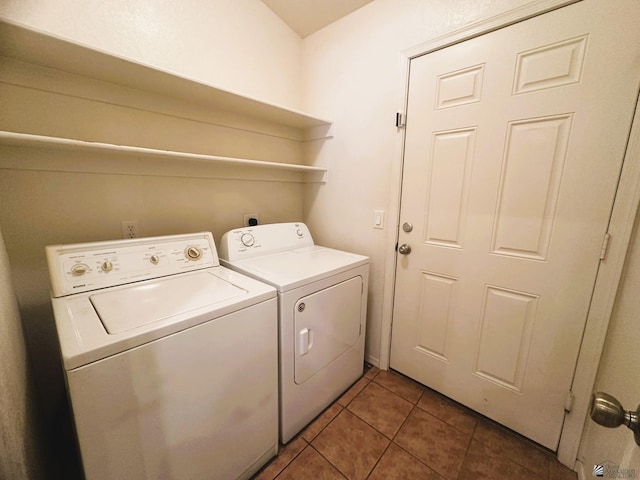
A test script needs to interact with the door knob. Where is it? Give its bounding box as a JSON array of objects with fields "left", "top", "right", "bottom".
[
  {"left": 590, "top": 392, "right": 640, "bottom": 446},
  {"left": 398, "top": 244, "right": 412, "bottom": 255}
]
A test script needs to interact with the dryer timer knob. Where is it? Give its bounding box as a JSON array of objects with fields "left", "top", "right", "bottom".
[{"left": 241, "top": 233, "right": 255, "bottom": 247}]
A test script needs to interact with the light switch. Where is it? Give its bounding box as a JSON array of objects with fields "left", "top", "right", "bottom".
[{"left": 373, "top": 210, "right": 385, "bottom": 229}]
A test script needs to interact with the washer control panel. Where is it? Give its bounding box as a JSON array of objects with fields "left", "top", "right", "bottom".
[
  {"left": 219, "top": 222, "right": 314, "bottom": 261},
  {"left": 46, "top": 232, "right": 218, "bottom": 297}
]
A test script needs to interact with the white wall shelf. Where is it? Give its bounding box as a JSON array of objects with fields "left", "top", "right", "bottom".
[
  {"left": 0, "top": 131, "right": 328, "bottom": 183},
  {"left": 0, "top": 19, "right": 333, "bottom": 136},
  {"left": 0, "top": 19, "right": 332, "bottom": 181}
]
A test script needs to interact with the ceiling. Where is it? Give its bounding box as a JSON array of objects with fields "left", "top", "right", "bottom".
[{"left": 261, "top": 0, "right": 374, "bottom": 38}]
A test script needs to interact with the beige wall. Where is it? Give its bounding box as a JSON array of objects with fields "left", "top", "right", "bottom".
[
  {"left": 4, "top": 0, "right": 639, "bottom": 476},
  {"left": 301, "top": 1, "right": 640, "bottom": 473},
  {"left": 0, "top": 0, "right": 302, "bottom": 108},
  {"left": 0, "top": 229, "right": 43, "bottom": 479},
  {"left": 300, "top": 0, "right": 533, "bottom": 364},
  {"left": 0, "top": 1, "right": 306, "bottom": 476}
]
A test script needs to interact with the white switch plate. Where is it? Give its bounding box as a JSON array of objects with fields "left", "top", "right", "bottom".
[{"left": 373, "top": 210, "right": 385, "bottom": 229}]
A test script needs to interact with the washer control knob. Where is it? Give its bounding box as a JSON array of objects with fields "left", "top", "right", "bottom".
[
  {"left": 71, "top": 264, "right": 89, "bottom": 276},
  {"left": 296, "top": 229, "right": 303, "bottom": 237},
  {"left": 149, "top": 255, "right": 160, "bottom": 265},
  {"left": 241, "top": 233, "right": 255, "bottom": 247},
  {"left": 185, "top": 246, "right": 203, "bottom": 260},
  {"left": 101, "top": 260, "right": 113, "bottom": 272}
]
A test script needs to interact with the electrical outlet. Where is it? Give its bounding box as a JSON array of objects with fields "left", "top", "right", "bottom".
[
  {"left": 121, "top": 220, "right": 138, "bottom": 239},
  {"left": 243, "top": 213, "right": 260, "bottom": 227}
]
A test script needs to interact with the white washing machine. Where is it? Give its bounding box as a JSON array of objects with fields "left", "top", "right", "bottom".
[
  {"left": 219, "top": 222, "right": 369, "bottom": 443},
  {"left": 46, "top": 232, "right": 278, "bottom": 480}
]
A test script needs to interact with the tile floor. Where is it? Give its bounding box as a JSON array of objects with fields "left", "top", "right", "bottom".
[{"left": 252, "top": 366, "right": 578, "bottom": 480}]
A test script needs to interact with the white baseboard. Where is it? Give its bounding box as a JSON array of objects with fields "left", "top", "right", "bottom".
[{"left": 365, "top": 354, "right": 380, "bottom": 369}]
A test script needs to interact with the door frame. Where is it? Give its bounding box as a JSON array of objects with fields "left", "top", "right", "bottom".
[{"left": 378, "top": 0, "right": 640, "bottom": 467}]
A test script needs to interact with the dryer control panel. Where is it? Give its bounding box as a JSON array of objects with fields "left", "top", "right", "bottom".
[
  {"left": 219, "top": 222, "right": 314, "bottom": 261},
  {"left": 46, "top": 232, "right": 218, "bottom": 297}
]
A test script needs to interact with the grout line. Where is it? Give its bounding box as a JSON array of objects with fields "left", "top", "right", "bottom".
[
  {"left": 472, "top": 414, "right": 551, "bottom": 480},
  {"left": 455, "top": 416, "right": 479, "bottom": 480},
  {"left": 386, "top": 402, "right": 447, "bottom": 479},
  {"left": 371, "top": 377, "right": 419, "bottom": 404},
  {"left": 304, "top": 403, "right": 344, "bottom": 443},
  {"left": 370, "top": 377, "right": 424, "bottom": 406},
  {"left": 391, "top": 401, "right": 417, "bottom": 443},
  {"left": 364, "top": 439, "right": 393, "bottom": 479},
  {"left": 251, "top": 436, "right": 307, "bottom": 480},
  {"left": 339, "top": 377, "right": 371, "bottom": 408},
  {"left": 263, "top": 366, "right": 568, "bottom": 480},
  {"left": 307, "top": 443, "right": 348, "bottom": 479},
  {"left": 264, "top": 373, "right": 375, "bottom": 478}
]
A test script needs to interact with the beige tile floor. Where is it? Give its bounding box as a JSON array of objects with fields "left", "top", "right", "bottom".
[{"left": 253, "top": 366, "right": 577, "bottom": 480}]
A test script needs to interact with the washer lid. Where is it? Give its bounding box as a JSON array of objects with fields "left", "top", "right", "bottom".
[
  {"left": 225, "top": 246, "right": 369, "bottom": 291},
  {"left": 90, "top": 271, "right": 247, "bottom": 333}
]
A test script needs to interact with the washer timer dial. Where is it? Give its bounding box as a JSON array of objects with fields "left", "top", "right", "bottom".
[
  {"left": 101, "top": 260, "right": 114, "bottom": 272},
  {"left": 71, "top": 264, "right": 89, "bottom": 277},
  {"left": 185, "top": 246, "right": 203, "bottom": 261}
]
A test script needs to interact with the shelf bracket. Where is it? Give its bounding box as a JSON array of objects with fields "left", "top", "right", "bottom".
[{"left": 304, "top": 123, "right": 335, "bottom": 141}]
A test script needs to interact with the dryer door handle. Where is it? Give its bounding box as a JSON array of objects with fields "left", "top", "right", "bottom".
[{"left": 298, "top": 328, "right": 314, "bottom": 355}]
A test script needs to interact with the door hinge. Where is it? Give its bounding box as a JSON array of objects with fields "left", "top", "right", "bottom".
[
  {"left": 600, "top": 232, "right": 611, "bottom": 261},
  {"left": 395, "top": 112, "right": 406, "bottom": 128},
  {"left": 565, "top": 391, "right": 575, "bottom": 413}
]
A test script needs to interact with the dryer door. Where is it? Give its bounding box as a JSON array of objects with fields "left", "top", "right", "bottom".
[{"left": 294, "top": 276, "right": 363, "bottom": 384}]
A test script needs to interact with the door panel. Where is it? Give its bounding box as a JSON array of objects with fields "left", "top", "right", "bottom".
[
  {"left": 492, "top": 115, "right": 571, "bottom": 260},
  {"left": 294, "top": 276, "right": 362, "bottom": 384},
  {"left": 390, "top": 0, "right": 640, "bottom": 449},
  {"left": 425, "top": 128, "right": 475, "bottom": 248}
]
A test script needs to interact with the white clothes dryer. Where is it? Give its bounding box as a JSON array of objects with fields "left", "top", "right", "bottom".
[
  {"left": 219, "top": 223, "right": 369, "bottom": 443},
  {"left": 46, "top": 232, "right": 278, "bottom": 480}
]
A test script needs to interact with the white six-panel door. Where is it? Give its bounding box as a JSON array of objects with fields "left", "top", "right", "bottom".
[{"left": 390, "top": 0, "right": 640, "bottom": 449}]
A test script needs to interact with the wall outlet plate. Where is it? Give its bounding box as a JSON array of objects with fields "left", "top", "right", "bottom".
[{"left": 121, "top": 220, "right": 138, "bottom": 238}]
